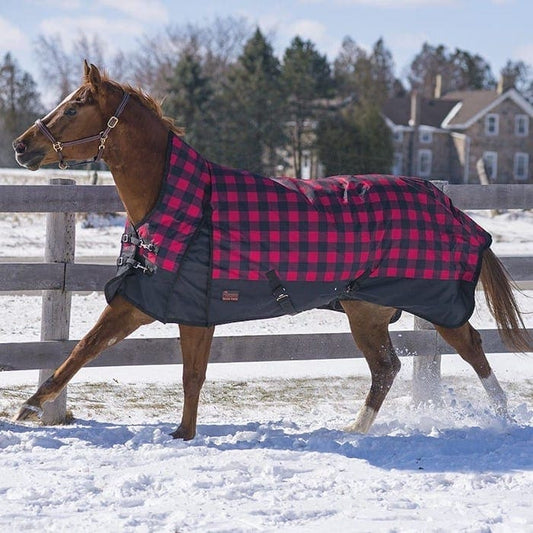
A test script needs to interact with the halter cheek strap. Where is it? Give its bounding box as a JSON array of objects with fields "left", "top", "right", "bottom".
[{"left": 35, "top": 92, "right": 130, "bottom": 170}]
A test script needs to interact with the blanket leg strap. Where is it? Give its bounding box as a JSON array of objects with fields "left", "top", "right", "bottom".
[{"left": 266, "top": 270, "right": 297, "bottom": 315}]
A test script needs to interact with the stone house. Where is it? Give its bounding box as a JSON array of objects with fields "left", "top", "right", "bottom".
[{"left": 382, "top": 84, "right": 533, "bottom": 184}]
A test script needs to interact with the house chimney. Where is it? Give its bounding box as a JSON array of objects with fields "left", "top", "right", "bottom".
[
  {"left": 409, "top": 91, "right": 421, "bottom": 127},
  {"left": 497, "top": 74, "right": 514, "bottom": 94},
  {"left": 434, "top": 74, "right": 442, "bottom": 99}
]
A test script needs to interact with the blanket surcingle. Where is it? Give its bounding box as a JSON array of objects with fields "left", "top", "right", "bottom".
[{"left": 105, "top": 132, "right": 492, "bottom": 328}]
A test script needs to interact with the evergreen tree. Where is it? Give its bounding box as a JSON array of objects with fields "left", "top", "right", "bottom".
[
  {"left": 282, "top": 37, "right": 333, "bottom": 178},
  {"left": 352, "top": 103, "right": 393, "bottom": 173},
  {"left": 316, "top": 111, "right": 362, "bottom": 175},
  {"left": 163, "top": 53, "right": 213, "bottom": 153},
  {"left": 316, "top": 103, "right": 392, "bottom": 176},
  {"left": 0, "top": 53, "right": 44, "bottom": 167},
  {"left": 217, "top": 28, "right": 285, "bottom": 174}
]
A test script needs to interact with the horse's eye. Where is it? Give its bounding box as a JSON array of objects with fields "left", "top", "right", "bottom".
[{"left": 64, "top": 107, "right": 77, "bottom": 117}]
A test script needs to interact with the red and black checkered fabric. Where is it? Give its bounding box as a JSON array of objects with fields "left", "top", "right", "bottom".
[{"left": 127, "top": 133, "right": 490, "bottom": 286}]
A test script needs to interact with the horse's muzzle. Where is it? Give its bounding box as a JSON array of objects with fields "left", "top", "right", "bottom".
[{"left": 12, "top": 137, "right": 45, "bottom": 170}]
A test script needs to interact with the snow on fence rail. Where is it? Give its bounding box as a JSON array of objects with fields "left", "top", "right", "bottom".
[{"left": 0, "top": 179, "right": 531, "bottom": 416}]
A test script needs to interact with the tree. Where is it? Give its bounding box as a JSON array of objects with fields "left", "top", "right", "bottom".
[
  {"left": 316, "top": 111, "right": 362, "bottom": 175},
  {"left": 132, "top": 16, "right": 252, "bottom": 99},
  {"left": 0, "top": 53, "right": 44, "bottom": 167},
  {"left": 282, "top": 37, "right": 333, "bottom": 178},
  {"left": 408, "top": 42, "right": 496, "bottom": 97},
  {"left": 163, "top": 53, "right": 213, "bottom": 153},
  {"left": 499, "top": 60, "right": 530, "bottom": 95},
  {"left": 334, "top": 36, "right": 400, "bottom": 104},
  {"left": 34, "top": 33, "right": 129, "bottom": 101},
  {"left": 316, "top": 103, "right": 393, "bottom": 176},
  {"left": 216, "top": 28, "right": 285, "bottom": 174},
  {"left": 408, "top": 43, "right": 452, "bottom": 97},
  {"left": 449, "top": 49, "right": 495, "bottom": 91}
]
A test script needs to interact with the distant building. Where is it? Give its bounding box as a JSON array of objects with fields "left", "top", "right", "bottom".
[{"left": 382, "top": 82, "right": 533, "bottom": 184}]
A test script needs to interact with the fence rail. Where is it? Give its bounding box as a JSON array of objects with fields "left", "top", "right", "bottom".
[{"left": 0, "top": 181, "right": 532, "bottom": 419}]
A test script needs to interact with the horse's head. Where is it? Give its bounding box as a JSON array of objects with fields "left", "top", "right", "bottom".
[{"left": 13, "top": 61, "right": 128, "bottom": 171}]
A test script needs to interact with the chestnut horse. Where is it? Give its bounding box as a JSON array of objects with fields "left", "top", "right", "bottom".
[{"left": 12, "top": 62, "right": 530, "bottom": 439}]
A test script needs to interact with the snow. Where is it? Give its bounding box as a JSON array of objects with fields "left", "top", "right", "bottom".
[{"left": 0, "top": 174, "right": 532, "bottom": 532}]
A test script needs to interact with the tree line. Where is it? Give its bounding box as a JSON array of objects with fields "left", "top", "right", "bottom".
[{"left": 1, "top": 17, "right": 531, "bottom": 175}]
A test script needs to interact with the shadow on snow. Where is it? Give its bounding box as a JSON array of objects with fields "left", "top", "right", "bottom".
[{"left": 1, "top": 417, "right": 531, "bottom": 473}]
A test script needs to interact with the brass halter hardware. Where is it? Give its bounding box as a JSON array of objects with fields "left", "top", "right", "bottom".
[{"left": 35, "top": 92, "right": 130, "bottom": 170}]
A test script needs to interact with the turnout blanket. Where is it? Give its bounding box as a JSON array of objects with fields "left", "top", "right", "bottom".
[{"left": 105, "top": 132, "right": 492, "bottom": 327}]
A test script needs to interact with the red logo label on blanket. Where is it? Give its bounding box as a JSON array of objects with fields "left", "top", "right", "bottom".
[{"left": 222, "top": 290, "right": 240, "bottom": 302}]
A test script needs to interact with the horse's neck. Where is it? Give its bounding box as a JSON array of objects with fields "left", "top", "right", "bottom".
[{"left": 104, "top": 109, "right": 169, "bottom": 225}]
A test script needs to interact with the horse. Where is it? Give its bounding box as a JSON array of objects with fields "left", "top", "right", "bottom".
[{"left": 12, "top": 62, "right": 530, "bottom": 440}]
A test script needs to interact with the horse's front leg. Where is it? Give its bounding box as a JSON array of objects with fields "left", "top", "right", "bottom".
[
  {"left": 170, "top": 324, "right": 215, "bottom": 440},
  {"left": 14, "top": 295, "right": 153, "bottom": 422}
]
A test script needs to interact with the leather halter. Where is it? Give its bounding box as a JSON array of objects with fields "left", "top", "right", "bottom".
[{"left": 35, "top": 92, "right": 130, "bottom": 170}]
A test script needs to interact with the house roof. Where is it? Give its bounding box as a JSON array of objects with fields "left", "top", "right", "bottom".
[
  {"left": 382, "top": 88, "right": 533, "bottom": 130},
  {"left": 441, "top": 88, "right": 533, "bottom": 129},
  {"left": 382, "top": 96, "right": 459, "bottom": 128},
  {"left": 441, "top": 90, "right": 500, "bottom": 127}
]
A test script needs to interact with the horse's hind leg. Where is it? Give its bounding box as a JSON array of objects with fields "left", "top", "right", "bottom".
[
  {"left": 341, "top": 300, "right": 401, "bottom": 433},
  {"left": 15, "top": 295, "right": 153, "bottom": 421},
  {"left": 435, "top": 323, "right": 508, "bottom": 416},
  {"left": 170, "top": 324, "right": 215, "bottom": 441}
]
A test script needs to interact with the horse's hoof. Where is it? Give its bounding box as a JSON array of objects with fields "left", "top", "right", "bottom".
[
  {"left": 169, "top": 425, "right": 195, "bottom": 441},
  {"left": 13, "top": 403, "right": 43, "bottom": 422}
]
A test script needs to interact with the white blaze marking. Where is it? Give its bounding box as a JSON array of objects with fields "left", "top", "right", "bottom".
[{"left": 41, "top": 89, "right": 78, "bottom": 123}]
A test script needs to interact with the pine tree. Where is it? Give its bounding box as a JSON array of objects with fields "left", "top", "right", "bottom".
[
  {"left": 282, "top": 37, "right": 333, "bottom": 178},
  {"left": 217, "top": 28, "right": 285, "bottom": 174},
  {"left": 316, "top": 103, "right": 392, "bottom": 176},
  {"left": 163, "top": 53, "right": 213, "bottom": 153},
  {"left": 0, "top": 53, "right": 44, "bottom": 167}
]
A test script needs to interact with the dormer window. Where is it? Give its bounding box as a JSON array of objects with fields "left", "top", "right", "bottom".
[
  {"left": 515, "top": 115, "right": 529, "bottom": 136},
  {"left": 485, "top": 114, "right": 499, "bottom": 136}
]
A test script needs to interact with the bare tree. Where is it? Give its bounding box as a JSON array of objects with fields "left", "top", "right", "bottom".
[
  {"left": 130, "top": 16, "right": 252, "bottom": 98},
  {"left": 34, "top": 32, "right": 130, "bottom": 101}
]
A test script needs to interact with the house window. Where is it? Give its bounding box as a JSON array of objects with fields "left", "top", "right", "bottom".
[
  {"left": 419, "top": 129, "right": 432, "bottom": 143},
  {"left": 393, "top": 129, "right": 403, "bottom": 143},
  {"left": 417, "top": 149, "right": 432, "bottom": 177},
  {"left": 392, "top": 152, "right": 403, "bottom": 175},
  {"left": 515, "top": 115, "right": 529, "bottom": 137},
  {"left": 483, "top": 151, "right": 498, "bottom": 181},
  {"left": 514, "top": 152, "right": 529, "bottom": 181},
  {"left": 485, "top": 114, "right": 499, "bottom": 136}
]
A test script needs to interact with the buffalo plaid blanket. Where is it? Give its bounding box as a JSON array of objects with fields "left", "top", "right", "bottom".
[{"left": 105, "top": 133, "right": 492, "bottom": 327}]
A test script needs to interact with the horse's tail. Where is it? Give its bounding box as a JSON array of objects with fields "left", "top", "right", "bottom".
[{"left": 479, "top": 248, "right": 531, "bottom": 352}]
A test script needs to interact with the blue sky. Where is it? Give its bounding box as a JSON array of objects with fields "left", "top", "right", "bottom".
[{"left": 1, "top": 0, "right": 532, "bottom": 98}]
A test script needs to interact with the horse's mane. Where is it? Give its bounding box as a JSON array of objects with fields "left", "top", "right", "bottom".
[{"left": 86, "top": 71, "right": 184, "bottom": 136}]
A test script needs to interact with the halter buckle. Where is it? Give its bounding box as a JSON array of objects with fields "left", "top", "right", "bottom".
[
  {"left": 53, "top": 141, "right": 63, "bottom": 153},
  {"left": 107, "top": 116, "right": 119, "bottom": 128}
]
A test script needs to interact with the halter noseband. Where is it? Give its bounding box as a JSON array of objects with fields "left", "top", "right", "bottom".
[{"left": 35, "top": 92, "right": 130, "bottom": 170}]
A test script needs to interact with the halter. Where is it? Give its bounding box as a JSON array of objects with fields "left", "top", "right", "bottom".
[{"left": 35, "top": 92, "right": 130, "bottom": 170}]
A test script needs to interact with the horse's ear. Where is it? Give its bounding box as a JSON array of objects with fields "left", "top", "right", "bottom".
[
  {"left": 85, "top": 63, "right": 102, "bottom": 92},
  {"left": 83, "top": 59, "right": 90, "bottom": 78}
]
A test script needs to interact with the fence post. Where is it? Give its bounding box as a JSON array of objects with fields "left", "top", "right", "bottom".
[
  {"left": 412, "top": 317, "right": 441, "bottom": 405},
  {"left": 38, "top": 177, "right": 76, "bottom": 424},
  {"left": 411, "top": 179, "right": 448, "bottom": 406}
]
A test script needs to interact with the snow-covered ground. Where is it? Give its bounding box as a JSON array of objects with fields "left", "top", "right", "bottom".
[{"left": 0, "top": 174, "right": 532, "bottom": 532}]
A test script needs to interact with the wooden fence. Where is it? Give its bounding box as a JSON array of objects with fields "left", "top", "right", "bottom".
[{"left": 0, "top": 179, "right": 532, "bottom": 421}]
